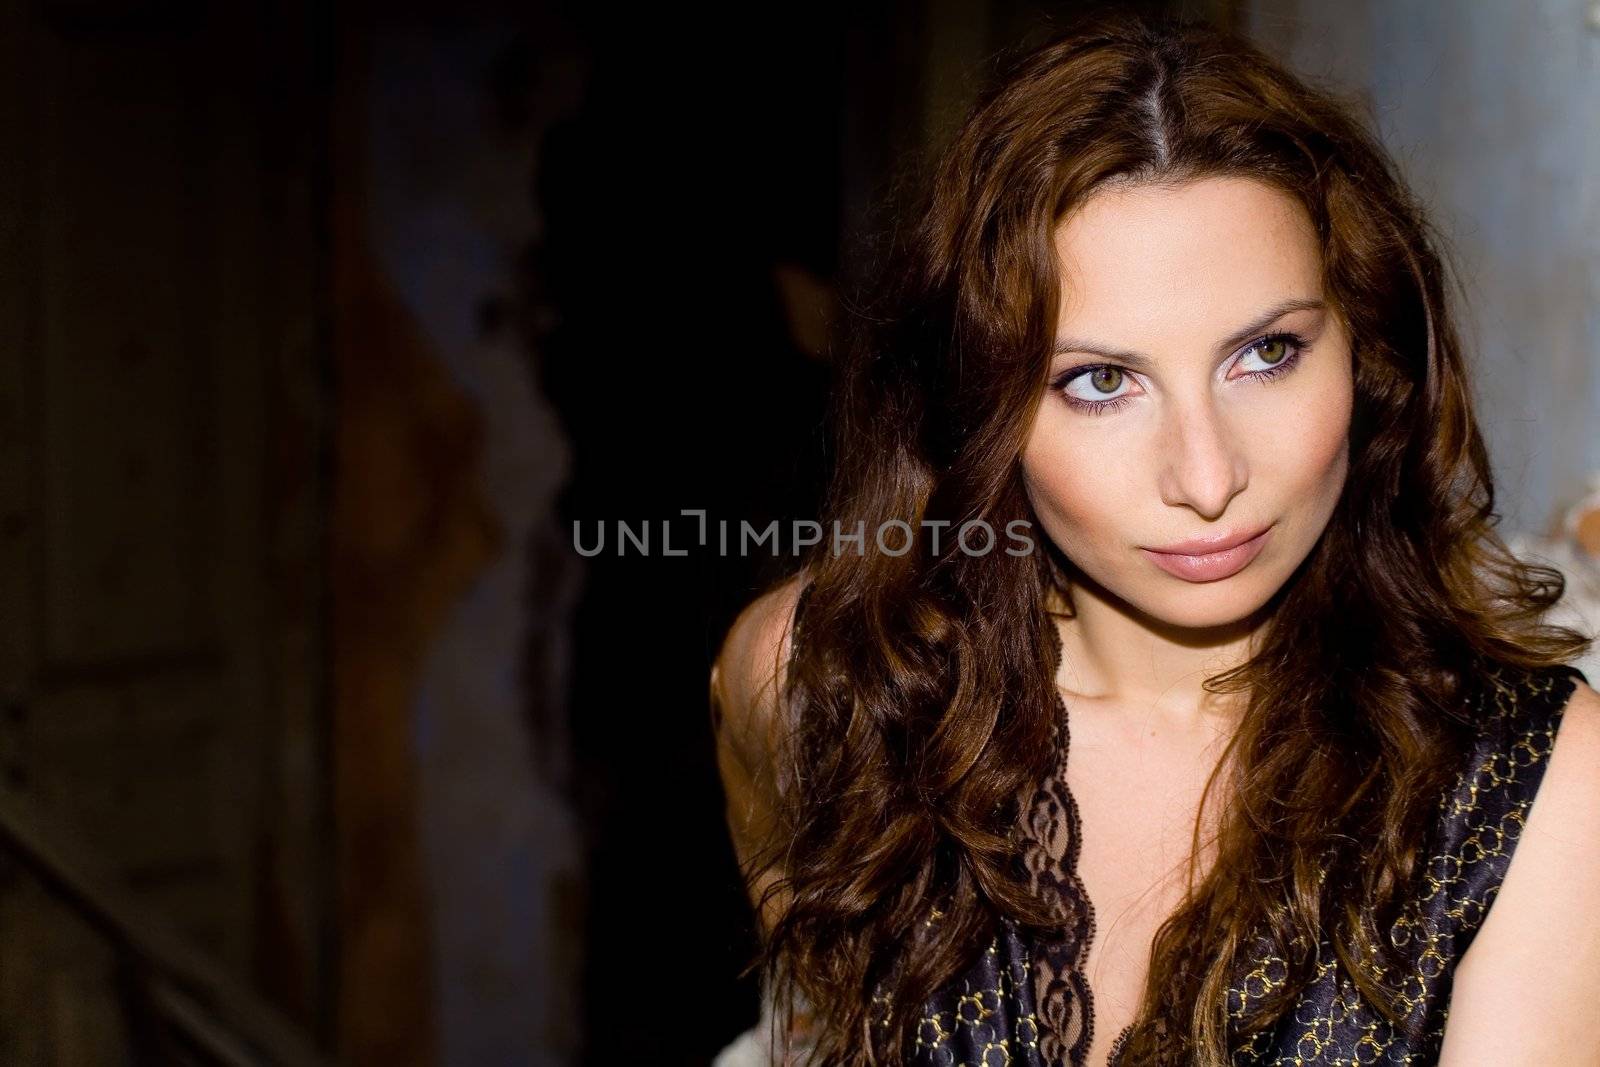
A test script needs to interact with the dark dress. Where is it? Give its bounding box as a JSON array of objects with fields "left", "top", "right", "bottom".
[
  {"left": 915, "top": 645, "right": 1587, "bottom": 1066},
  {"left": 786, "top": 582, "right": 1590, "bottom": 1066}
]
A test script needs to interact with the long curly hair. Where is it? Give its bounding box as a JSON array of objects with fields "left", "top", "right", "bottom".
[{"left": 739, "top": 11, "right": 1592, "bottom": 1065}]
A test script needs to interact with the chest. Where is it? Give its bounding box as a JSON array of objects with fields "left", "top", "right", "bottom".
[{"left": 1064, "top": 704, "right": 1233, "bottom": 1065}]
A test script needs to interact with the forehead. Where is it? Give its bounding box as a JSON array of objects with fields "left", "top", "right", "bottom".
[{"left": 1052, "top": 176, "right": 1322, "bottom": 337}]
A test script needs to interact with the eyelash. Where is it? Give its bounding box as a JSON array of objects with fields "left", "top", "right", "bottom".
[{"left": 1051, "top": 331, "right": 1310, "bottom": 416}]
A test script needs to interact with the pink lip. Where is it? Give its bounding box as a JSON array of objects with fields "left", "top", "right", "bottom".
[{"left": 1139, "top": 524, "right": 1273, "bottom": 583}]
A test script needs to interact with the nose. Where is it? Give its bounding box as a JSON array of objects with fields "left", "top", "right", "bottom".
[{"left": 1156, "top": 393, "right": 1249, "bottom": 520}]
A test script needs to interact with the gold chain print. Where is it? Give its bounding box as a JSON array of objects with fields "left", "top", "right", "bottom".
[{"left": 907, "top": 661, "right": 1584, "bottom": 1066}]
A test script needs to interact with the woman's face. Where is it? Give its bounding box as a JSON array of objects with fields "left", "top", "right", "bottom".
[{"left": 1020, "top": 176, "right": 1354, "bottom": 630}]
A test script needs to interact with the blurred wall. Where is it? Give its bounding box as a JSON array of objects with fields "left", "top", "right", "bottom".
[
  {"left": 1246, "top": 0, "right": 1600, "bottom": 536},
  {"left": 352, "top": 14, "right": 584, "bottom": 1066}
]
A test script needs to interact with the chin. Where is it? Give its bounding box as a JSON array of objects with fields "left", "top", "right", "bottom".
[{"left": 1136, "top": 576, "right": 1280, "bottom": 631}]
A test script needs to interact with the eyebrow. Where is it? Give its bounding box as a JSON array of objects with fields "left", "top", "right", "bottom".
[{"left": 1050, "top": 297, "right": 1327, "bottom": 370}]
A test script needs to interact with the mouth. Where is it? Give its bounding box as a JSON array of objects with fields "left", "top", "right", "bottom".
[{"left": 1139, "top": 524, "right": 1274, "bottom": 583}]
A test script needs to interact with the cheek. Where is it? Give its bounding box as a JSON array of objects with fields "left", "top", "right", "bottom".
[
  {"left": 1272, "top": 375, "right": 1353, "bottom": 499},
  {"left": 1020, "top": 432, "right": 1139, "bottom": 550}
]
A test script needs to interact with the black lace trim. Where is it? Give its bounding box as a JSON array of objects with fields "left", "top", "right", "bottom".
[
  {"left": 1106, "top": 1020, "right": 1134, "bottom": 1065},
  {"left": 1018, "top": 612, "right": 1114, "bottom": 1066}
]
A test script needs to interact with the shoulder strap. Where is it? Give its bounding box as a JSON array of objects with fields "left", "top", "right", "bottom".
[{"left": 1422, "top": 661, "right": 1587, "bottom": 948}]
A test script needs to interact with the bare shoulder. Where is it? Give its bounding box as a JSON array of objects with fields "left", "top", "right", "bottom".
[
  {"left": 709, "top": 571, "right": 809, "bottom": 783},
  {"left": 710, "top": 572, "right": 810, "bottom": 938},
  {"left": 1510, "top": 675, "right": 1600, "bottom": 855},
  {"left": 1440, "top": 674, "right": 1600, "bottom": 1064}
]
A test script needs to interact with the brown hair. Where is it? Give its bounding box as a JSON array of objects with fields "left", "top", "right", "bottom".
[{"left": 738, "top": 10, "right": 1591, "bottom": 1065}]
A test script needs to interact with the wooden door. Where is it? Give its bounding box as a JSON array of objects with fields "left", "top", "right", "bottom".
[{"left": 0, "top": 1, "right": 330, "bottom": 1058}]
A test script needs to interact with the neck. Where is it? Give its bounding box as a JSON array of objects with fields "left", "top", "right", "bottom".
[{"left": 1047, "top": 572, "right": 1267, "bottom": 724}]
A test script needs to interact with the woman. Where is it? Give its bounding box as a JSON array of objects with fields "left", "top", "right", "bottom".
[{"left": 710, "top": 11, "right": 1600, "bottom": 1066}]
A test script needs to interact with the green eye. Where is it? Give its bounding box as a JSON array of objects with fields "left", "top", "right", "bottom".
[
  {"left": 1088, "top": 367, "right": 1123, "bottom": 393},
  {"left": 1057, "top": 363, "right": 1136, "bottom": 411},
  {"left": 1236, "top": 332, "right": 1305, "bottom": 376}
]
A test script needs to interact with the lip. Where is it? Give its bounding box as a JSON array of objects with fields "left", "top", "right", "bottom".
[
  {"left": 1149, "top": 525, "right": 1272, "bottom": 556},
  {"left": 1139, "top": 524, "right": 1274, "bottom": 583}
]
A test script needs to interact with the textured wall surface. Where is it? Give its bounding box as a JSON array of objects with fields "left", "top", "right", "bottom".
[
  {"left": 1248, "top": 0, "right": 1600, "bottom": 536},
  {"left": 364, "top": 20, "right": 583, "bottom": 1067}
]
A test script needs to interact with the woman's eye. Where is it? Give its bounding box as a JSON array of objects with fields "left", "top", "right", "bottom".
[
  {"left": 1235, "top": 334, "right": 1297, "bottom": 374},
  {"left": 1062, "top": 365, "right": 1132, "bottom": 402},
  {"left": 1053, "top": 332, "right": 1306, "bottom": 414}
]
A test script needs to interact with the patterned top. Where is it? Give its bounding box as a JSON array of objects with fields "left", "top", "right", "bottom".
[
  {"left": 908, "top": 634, "right": 1588, "bottom": 1067},
  {"left": 785, "top": 581, "right": 1589, "bottom": 1065}
]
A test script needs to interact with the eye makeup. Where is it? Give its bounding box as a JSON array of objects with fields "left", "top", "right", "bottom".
[{"left": 1049, "top": 330, "right": 1311, "bottom": 416}]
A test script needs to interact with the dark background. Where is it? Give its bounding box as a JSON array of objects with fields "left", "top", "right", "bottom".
[{"left": 11, "top": 1, "right": 1598, "bottom": 1066}]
